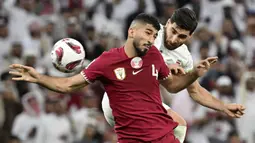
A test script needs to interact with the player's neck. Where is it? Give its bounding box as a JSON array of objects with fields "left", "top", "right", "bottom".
[{"left": 124, "top": 40, "right": 138, "bottom": 58}]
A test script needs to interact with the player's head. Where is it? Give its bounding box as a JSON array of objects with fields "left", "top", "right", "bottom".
[
  {"left": 128, "top": 13, "right": 160, "bottom": 57},
  {"left": 164, "top": 8, "right": 198, "bottom": 50}
]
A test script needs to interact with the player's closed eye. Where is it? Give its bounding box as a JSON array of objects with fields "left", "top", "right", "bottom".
[
  {"left": 146, "top": 31, "right": 152, "bottom": 35},
  {"left": 178, "top": 35, "right": 187, "bottom": 39}
]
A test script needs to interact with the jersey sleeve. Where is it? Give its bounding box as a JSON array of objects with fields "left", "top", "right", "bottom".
[
  {"left": 184, "top": 53, "right": 194, "bottom": 72},
  {"left": 80, "top": 54, "right": 106, "bottom": 83},
  {"left": 158, "top": 52, "right": 171, "bottom": 80}
]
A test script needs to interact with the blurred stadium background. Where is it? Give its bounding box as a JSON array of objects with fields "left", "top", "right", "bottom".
[{"left": 0, "top": 0, "right": 254, "bottom": 143}]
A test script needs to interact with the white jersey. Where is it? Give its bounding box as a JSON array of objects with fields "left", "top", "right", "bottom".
[
  {"left": 102, "top": 24, "right": 194, "bottom": 127},
  {"left": 154, "top": 24, "right": 194, "bottom": 72}
]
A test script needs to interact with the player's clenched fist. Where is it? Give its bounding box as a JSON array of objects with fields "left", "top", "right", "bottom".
[
  {"left": 222, "top": 103, "right": 246, "bottom": 118},
  {"left": 9, "top": 64, "right": 39, "bottom": 83},
  {"left": 194, "top": 57, "right": 218, "bottom": 77}
]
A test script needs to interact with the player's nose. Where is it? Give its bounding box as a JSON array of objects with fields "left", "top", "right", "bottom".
[
  {"left": 171, "top": 36, "right": 179, "bottom": 44},
  {"left": 148, "top": 37, "right": 155, "bottom": 44}
]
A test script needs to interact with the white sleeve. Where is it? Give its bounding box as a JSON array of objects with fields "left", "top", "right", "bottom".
[
  {"left": 162, "top": 103, "right": 171, "bottom": 110},
  {"left": 183, "top": 45, "right": 194, "bottom": 72},
  {"left": 184, "top": 53, "right": 194, "bottom": 72}
]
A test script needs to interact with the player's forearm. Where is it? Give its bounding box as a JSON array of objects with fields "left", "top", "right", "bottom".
[
  {"left": 36, "top": 74, "right": 71, "bottom": 93},
  {"left": 187, "top": 82, "right": 225, "bottom": 112},
  {"left": 166, "top": 71, "right": 199, "bottom": 93}
]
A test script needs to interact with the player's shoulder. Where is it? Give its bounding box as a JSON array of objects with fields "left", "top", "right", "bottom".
[
  {"left": 146, "top": 46, "right": 164, "bottom": 62},
  {"left": 173, "top": 44, "right": 192, "bottom": 58},
  {"left": 101, "top": 47, "right": 122, "bottom": 56},
  {"left": 149, "top": 46, "right": 162, "bottom": 55},
  {"left": 174, "top": 44, "right": 190, "bottom": 53},
  {"left": 98, "top": 47, "right": 124, "bottom": 60}
]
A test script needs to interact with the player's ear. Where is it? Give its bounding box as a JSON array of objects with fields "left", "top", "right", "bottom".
[
  {"left": 166, "top": 19, "right": 171, "bottom": 25},
  {"left": 128, "top": 28, "right": 135, "bottom": 38}
]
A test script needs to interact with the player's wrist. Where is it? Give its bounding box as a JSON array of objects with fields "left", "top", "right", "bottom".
[
  {"left": 36, "top": 73, "right": 43, "bottom": 84},
  {"left": 190, "top": 69, "right": 200, "bottom": 78},
  {"left": 219, "top": 102, "right": 228, "bottom": 112}
]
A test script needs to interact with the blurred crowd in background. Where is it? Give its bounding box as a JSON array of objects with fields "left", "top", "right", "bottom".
[{"left": 0, "top": 0, "right": 255, "bottom": 143}]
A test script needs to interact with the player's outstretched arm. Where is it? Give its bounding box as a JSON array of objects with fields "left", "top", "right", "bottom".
[
  {"left": 187, "top": 81, "right": 245, "bottom": 118},
  {"left": 160, "top": 57, "right": 218, "bottom": 93},
  {"left": 9, "top": 64, "right": 88, "bottom": 93}
]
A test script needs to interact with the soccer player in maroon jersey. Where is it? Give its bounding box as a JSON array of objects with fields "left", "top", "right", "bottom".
[{"left": 8, "top": 13, "right": 244, "bottom": 143}]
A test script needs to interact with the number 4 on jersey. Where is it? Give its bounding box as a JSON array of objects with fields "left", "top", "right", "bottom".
[{"left": 152, "top": 64, "right": 158, "bottom": 80}]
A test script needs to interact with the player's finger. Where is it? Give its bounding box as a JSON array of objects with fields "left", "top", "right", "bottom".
[
  {"left": 170, "top": 69, "right": 176, "bottom": 74},
  {"left": 9, "top": 64, "right": 31, "bottom": 71},
  {"left": 197, "top": 62, "right": 206, "bottom": 68},
  {"left": 9, "top": 64, "right": 22, "bottom": 69},
  {"left": 236, "top": 110, "right": 244, "bottom": 116},
  {"left": 178, "top": 67, "right": 186, "bottom": 75},
  {"left": 239, "top": 105, "right": 246, "bottom": 110},
  {"left": 206, "top": 57, "right": 218, "bottom": 63},
  {"left": 12, "top": 77, "right": 24, "bottom": 81},
  {"left": 209, "top": 59, "right": 217, "bottom": 65},
  {"left": 9, "top": 71, "right": 22, "bottom": 77},
  {"left": 201, "top": 60, "right": 210, "bottom": 69},
  {"left": 173, "top": 68, "right": 178, "bottom": 74},
  {"left": 235, "top": 113, "right": 242, "bottom": 118}
]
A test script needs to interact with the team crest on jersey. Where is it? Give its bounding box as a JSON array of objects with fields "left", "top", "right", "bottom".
[
  {"left": 130, "top": 57, "right": 143, "bottom": 69},
  {"left": 114, "top": 68, "right": 126, "bottom": 80}
]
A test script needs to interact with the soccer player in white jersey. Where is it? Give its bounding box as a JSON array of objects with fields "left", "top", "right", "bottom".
[{"left": 101, "top": 8, "right": 245, "bottom": 143}]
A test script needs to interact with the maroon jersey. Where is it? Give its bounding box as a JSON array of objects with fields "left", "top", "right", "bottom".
[{"left": 81, "top": 46, "right": 178, "bottom": 142}]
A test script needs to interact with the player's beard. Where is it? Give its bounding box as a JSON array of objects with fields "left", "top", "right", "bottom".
[
  {"left": 133, "top": 39, "right": 148, "bottom": 57},
  {"left": 163, "top": 27, "right": 182, "bottom": 50}
]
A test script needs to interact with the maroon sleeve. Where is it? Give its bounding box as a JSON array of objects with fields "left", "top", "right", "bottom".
[
  {"left": 158, "top": 52, "right": 171, "bottom": 80},
  {"left": 80, "top": 54, "right": 106, "bottom": 83}
]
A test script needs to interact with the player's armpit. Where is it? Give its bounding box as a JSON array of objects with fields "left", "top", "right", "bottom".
[{"left": 160, "top": 71, "right": 199, "bottom": 93}]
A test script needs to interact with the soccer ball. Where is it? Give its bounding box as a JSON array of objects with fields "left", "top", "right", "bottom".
[{"left": 51, "top": 38, "right": 85, "bottom": 73}]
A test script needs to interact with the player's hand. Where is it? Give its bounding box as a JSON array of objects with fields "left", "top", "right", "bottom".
[
  {"left": 9, "top": 64, "right": 40, "bottom": 83},
  {"left": 167, "top": 64, "right": 186, "bottom": 75},
  {"left": 194, "top": 57, "right": 218, "bottom": 77},
  {"left": 222, "top": 103, "right": 245, "bottom": 118}
]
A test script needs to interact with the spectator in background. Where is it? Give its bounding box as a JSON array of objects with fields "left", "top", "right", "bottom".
[
  {"left": 226, "top": 130, "right": 242, "bottom": 143},
  {"left": 3, "top": 42, "right": 23, "bottom": 69},
  {"left": 0, "top": 83, "right": 22, "bottom": 143},
  {"left": 236, "top": 71, "right": 255, "bottom": 143},
  {"left": 11, "top": 92, "right": 45, "bottom": 143},
  {"left": 0, "top": 15, "right": 11, "bottom": 73},
  {"left": 222, "top": 40, "right": 246, "bottom": 84},
  {"left": 41, "top": 94, "right": 73, "bottom": 143},
  {"left": 193, "top": 41, "right": 210, "bottom": 63},
  {"left": 244, "top": 12, "right": 255, "bottom": 66}
]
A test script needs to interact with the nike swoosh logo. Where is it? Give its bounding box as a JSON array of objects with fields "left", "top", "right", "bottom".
[{"left": 132, "top": 69, "right": 143, "bottom": 75}]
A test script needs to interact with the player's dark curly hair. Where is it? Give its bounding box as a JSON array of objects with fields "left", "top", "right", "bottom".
[
  {"left": 170, "top": 8, "right": 198, "bottom": 35},
  {"left": 133, "top": 13, "right": 160, "bottom": 31}
]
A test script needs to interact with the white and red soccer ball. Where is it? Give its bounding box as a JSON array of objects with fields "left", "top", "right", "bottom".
[{"left": 51, "top": 38, "right": 85, "bottom": 73}]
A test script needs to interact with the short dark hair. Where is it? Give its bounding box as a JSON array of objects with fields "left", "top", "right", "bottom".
[
  {"left": 170, "top": 8, "right": 198, "bottom": 35},
  {"left": 132, "top": 13, "right": 160, "bottom": 31}
]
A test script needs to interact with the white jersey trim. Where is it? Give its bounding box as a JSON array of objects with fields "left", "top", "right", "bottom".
[
  {"left": 80, "top": 71, "right": 92, "bottom": 84},
  {"left": 161, "top": 72, "right": 171, "bottom": 81}
]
